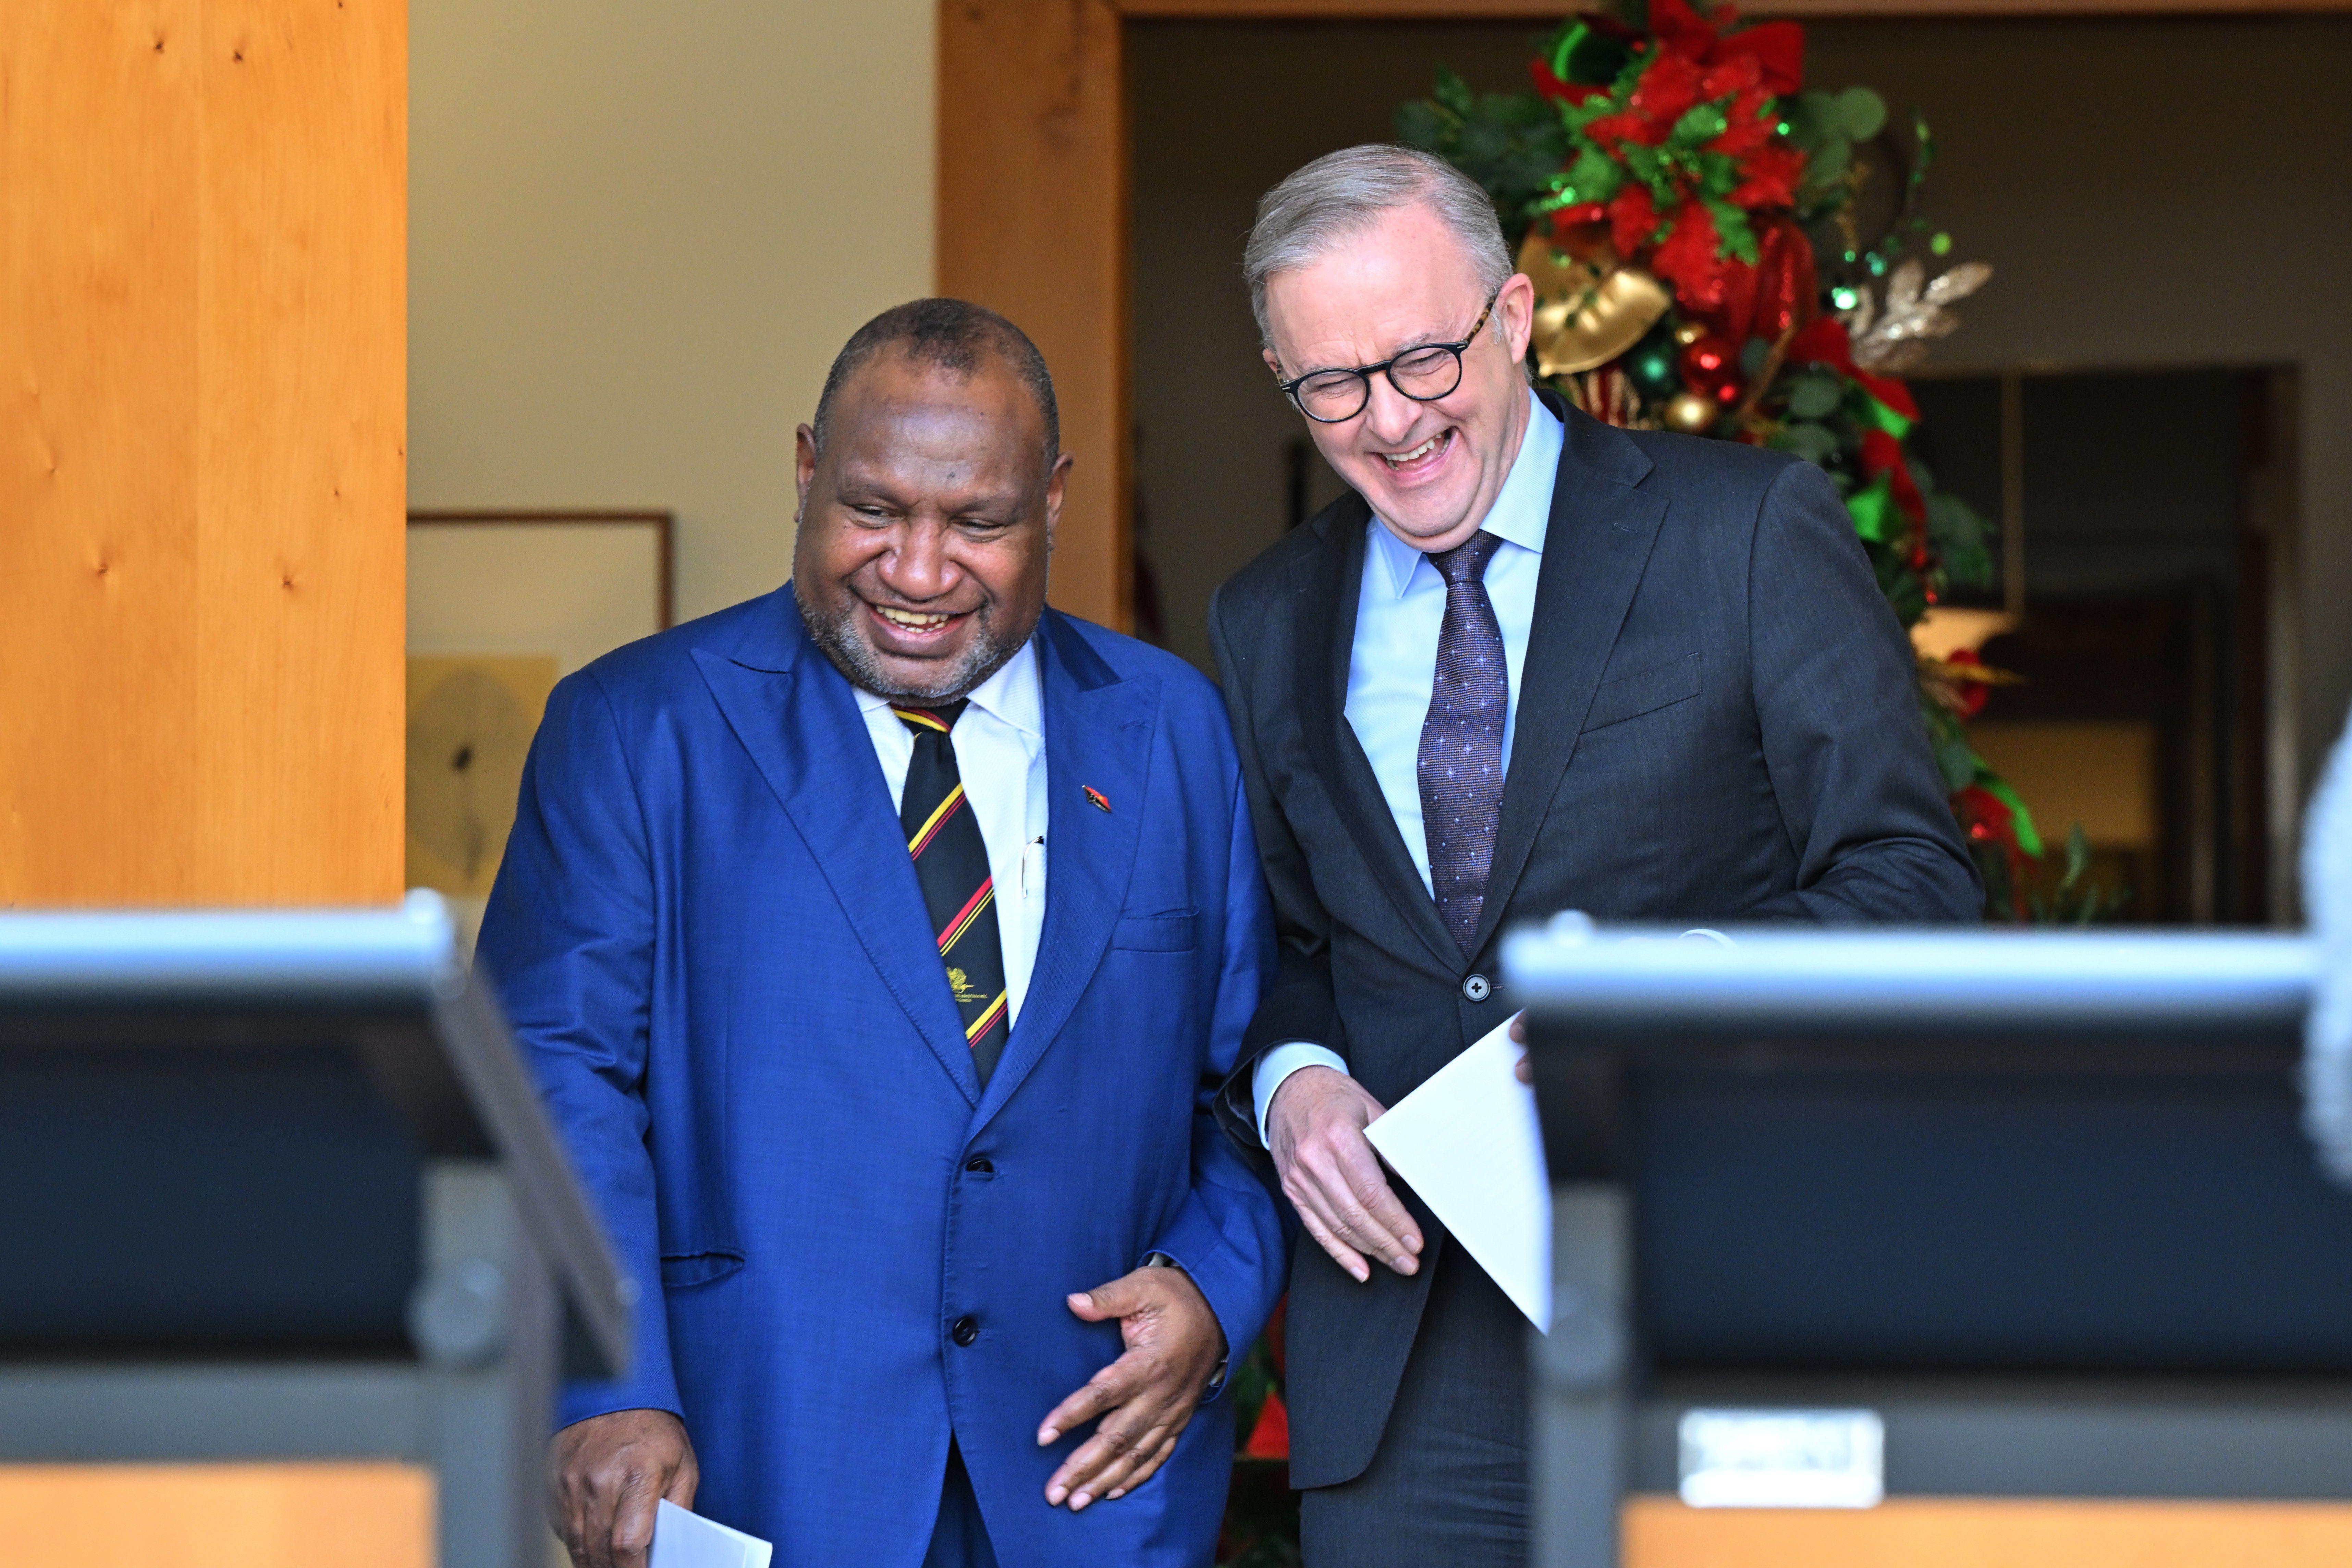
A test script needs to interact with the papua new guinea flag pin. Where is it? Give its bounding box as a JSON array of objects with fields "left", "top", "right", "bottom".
[{"left": 1082, "top": 786, "right": 1112, "bottom": 813}]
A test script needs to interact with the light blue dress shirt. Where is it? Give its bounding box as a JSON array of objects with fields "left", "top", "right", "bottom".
[{"left": 1252, "top": 392, "right": 1564, "bottom": 1141}]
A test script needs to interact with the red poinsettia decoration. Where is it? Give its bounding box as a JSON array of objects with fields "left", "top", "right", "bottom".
[
  {"left": 1953, "top": 782, "right": 2033, "bottom": 918},
  {"left": 1540, "top": 0, "right": 1812, "bottom": 336},
  {"left": 1646, "top": 0, "right": 1805, "bottom": 94}
]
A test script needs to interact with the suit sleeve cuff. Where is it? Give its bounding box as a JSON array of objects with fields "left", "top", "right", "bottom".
[
  {"left": 1251, "top": 1042, "right": 1350, "bottom": 1147},
  {"left": 1141, "top": 1232, "right": 1251, "bottom": 1404}
]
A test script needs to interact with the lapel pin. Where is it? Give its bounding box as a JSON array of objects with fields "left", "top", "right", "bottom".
[{"left": 1083, "top": 786, "right": 1112, "bottom": 814}]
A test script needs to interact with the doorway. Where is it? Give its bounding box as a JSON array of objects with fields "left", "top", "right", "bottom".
[
  {"left": 1122, "top": 16, "right": 2330, "bottom": 919},
  {"left": 1910, "top": 366, "right": 2297, "bottom": 922}
]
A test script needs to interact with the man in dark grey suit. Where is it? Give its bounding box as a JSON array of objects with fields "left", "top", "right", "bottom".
[{"left": 1209, "top": 145, "right": 1980, "bottom": 1565}]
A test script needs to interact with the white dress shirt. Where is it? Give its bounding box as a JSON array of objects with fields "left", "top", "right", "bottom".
[
  {"left": 853, "top": 639, "right": 1049, "bottom": 1026},
  {"left": 1251, "top": 392, "right": 1564, "bottom": 1143}
]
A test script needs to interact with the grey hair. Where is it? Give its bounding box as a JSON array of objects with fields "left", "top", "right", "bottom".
[{"left": 1244, "top": 144, "right": 1513, "bottom": 356}]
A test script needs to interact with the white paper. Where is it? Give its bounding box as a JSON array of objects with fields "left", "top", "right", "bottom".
[
  {"left": 1678, "top": 1409, "right": 1885, "bottom": 1508},
  {"left": 651, "top": 1498, "right": 773, "bottom": 1568},
  {"left": 1364, "top": 1013, "right": 1551, "bottom": 1331}
]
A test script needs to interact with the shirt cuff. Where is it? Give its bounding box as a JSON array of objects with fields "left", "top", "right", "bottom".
[{"left": 1251, "top": 1042, "right": 1351, "bottom": 1148}]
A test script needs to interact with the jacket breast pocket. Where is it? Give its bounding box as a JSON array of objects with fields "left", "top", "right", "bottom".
[
  {"left": 1113, "top": 910, "right": 1198, "bottom": 952},
  {"left": 1582, "top": 652, "right": 1703, "bottom": 733},
  {"left": 659, "top": 1249, "right": 746, "bottom": 1290}
]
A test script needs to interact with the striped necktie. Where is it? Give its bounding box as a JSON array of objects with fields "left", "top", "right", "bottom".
[{"left": 895, "top": 700, "right": 1009, "bottom": 1085}]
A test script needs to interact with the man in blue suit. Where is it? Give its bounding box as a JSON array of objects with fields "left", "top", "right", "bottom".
[{"left": 479, "top": 299, "right": 1285, "bottom": 1568}]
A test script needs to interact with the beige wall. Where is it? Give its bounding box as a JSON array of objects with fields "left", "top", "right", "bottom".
[{"left": 409, "top": 0, "right": 935, "bottom": 625}]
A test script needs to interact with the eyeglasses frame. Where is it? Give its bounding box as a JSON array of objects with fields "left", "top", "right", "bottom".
[{"left": 1273, "top": 286, "right": 1504, "bottom": 425}]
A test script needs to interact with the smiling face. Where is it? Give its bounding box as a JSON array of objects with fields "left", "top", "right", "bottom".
[
  {"left": 1262, "top": 201, "right": 1535, "bottom": 554},
  {"left": 791, "top": 350, "right": 1069, "bottom": 702}
]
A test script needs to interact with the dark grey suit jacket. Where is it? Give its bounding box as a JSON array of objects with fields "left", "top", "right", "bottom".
[{"left": 1208, "top": 399, "right": 1981, "bottom": 1489}]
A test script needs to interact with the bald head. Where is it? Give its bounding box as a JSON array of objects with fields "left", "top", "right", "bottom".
[{"left": 811, "top": 298, "right": 1060, "bottom": 464}]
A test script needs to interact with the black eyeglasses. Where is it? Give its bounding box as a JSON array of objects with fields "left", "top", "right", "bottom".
[{"left": 1275, "top": 288, "right": 1501, "bottom": 424}]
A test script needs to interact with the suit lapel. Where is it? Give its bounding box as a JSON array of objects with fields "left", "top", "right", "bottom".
[
  {"left": 1471, "top": 404, "right": 1668, "bottom": 956},
  {"left": 690, "top": 590, "right": 981, "bottom": 1104},
  {"left": 1295, "top": 503, "right": 1464, "bottom": 975},
  {"left": 970, "top": 611, "right": 1154, "bottom": 1128}
]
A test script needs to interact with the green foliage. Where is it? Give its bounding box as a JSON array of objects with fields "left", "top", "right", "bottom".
[
  {"left": 1973, "top": 837, "right": 2023, "bottom": 922},
  {"left": 1922, "top": 700, "right": 1979, "bottom": 793},
  {"left": 2029, "top": 824, "right": 2131, "bottom": 925},
  {"left": 1927, "top": 491, "right": 1994, "bottom": 589},
  {"left": 1878, "top": 554, "right": 1928, "bottom": 625},
  {"left": 1784, "top": 372, "right": 1843, "bottom": 421},
  {"left": 1833, "top": 86, "right": 1889, "bottom": 140},
  {"left": 1929, "top": 699, "right": 2119, "bottom": 927},
  {"left": 1755, "top": 354, "right": 1999, "bottom": 624},
  {"left": 1564, "top": 144, "right": 1624, "bottom": 207},
  {"left": 1903, "top": 457, "right": 1996, "bottom": 595},
  {"left": 1781, "top": 87, "right": 1884, "bottom": 215},
  {"left": 1395, "top": 69, "right": 1568, "bottom": 250},
  {"left": 1543, "top": 56, "right": 1780, "bottom": 246},
  {"left": 1542, "top": 17, "right": 1636, "bottom": 88},
  {"left": 1775, "top": 421, "right": 1839, "bottom": 466},
  {"left": 1706, "top": 200, "right": 1760, "bottom": 265},
  {"left": 1976, "top": 774, "right": 2043, "bottom": 859}
]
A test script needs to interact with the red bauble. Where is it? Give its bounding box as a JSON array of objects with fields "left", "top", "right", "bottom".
[{"left": 1680, "top": 334, "right": 1741, "bottom": 404}]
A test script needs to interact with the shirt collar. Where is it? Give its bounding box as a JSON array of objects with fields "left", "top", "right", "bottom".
[
  {"left": 1365, "top": 389, "right": 1564, "bottom": 600},
  {"left": 854, "top": 634, "right": 1043, "bottom": 741}
]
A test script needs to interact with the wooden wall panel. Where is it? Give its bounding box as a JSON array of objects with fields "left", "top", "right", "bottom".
[
  {"left": 938, "top": 0, "right": 1129, "bottom": 632},
  {"left": 1625, "top": 1495, "right": 2352, "bottom": 1567},
  {"left": 0, "top": 5, "right": 205, "bottom": 901},
  {"left": 0, "top": 0, "right": 405, "bottom": 907},
  {"left": 3, "top": 1463, "right": 432, "bottom": 1568}
]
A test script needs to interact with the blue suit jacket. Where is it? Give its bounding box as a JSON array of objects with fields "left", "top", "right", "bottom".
[{"left": 478, "top": 588, "right": 1286, "bottom": 1567}]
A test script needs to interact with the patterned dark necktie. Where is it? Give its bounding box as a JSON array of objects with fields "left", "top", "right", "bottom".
[
  {"left": 1416, "top": 530, "right": 1508, "bottom": 958},
  {"left": 895, "top": 700, "right": 1009, "bottom": 1085}
]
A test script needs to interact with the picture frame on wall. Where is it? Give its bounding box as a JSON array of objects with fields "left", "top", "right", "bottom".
[{"left": 406, "top": 510, "right": 674, "bottom": 932}]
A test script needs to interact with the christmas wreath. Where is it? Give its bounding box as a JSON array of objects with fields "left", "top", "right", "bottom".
[{"left": 1393, "top": 0, "right": 2083, "bottom": 917}]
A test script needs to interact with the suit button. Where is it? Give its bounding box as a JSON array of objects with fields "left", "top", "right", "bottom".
[
  {"left": 951, "top": 1315, "right": 979, "bottom": 1347},
  {"left": 964, "top": 1156, "right": 993, "bottom": 1174},
  {"left": 1463, "top": 973, "right": 1493, "bottom": 1003}
]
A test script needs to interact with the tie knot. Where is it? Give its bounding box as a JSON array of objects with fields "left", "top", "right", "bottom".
[
  {"left": 1429, "top": 530, "right": 1503, "bottom": 588},
  {"left": 893, "top": 698, "right": 970, "bottom": 736}
]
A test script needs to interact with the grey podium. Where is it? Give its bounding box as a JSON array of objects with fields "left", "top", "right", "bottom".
[
  {"left": 1507, "top": 922, "right": 2347, "bottom": 1568},
  {"left": 0, "top": 893, "right": 631, "bottom": 1568}
]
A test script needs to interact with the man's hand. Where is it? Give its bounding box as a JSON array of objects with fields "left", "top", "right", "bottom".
[
  {"left": 548, "top": 1408, "right": 698, "bottom": 1568},
  {"left": 1513, "top": 1013, "right": 1532, "bottom": 1083},
  {"left": 1037, "top": 1265, "right": 1226, "bottom": 1511},
  {"left": 1267, "top": 1065, "right": 1422, "bottom": 1283}
]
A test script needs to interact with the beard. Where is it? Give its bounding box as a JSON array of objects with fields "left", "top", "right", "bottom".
[{"left": 795, "top": 579, "right": 1029, "bottom": 704}]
